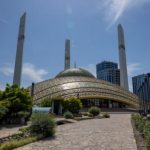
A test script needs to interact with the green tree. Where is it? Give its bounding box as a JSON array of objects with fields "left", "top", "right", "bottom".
[
  {"left": 0, "top": 84, "right": 32, "bottom": 116},
  {"left": 0, "top": 105, "right": 8, "bottom": 119},
  {"left": 62, "top": 97, "right": 82, "bottom": 114},
  {"left": 40, "top": 98, "right": 52, "bottom": 107}
]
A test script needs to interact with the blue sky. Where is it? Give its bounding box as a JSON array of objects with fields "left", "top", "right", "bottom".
[{"left": 0, "top": 0, "right": 150, "bottom": 91}]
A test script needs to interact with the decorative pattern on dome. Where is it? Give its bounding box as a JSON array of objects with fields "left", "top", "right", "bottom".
[{"left": 55, "top": 68, "right": 95, "bottom": 78}]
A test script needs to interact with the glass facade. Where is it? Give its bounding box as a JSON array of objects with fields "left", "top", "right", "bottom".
[
  {"left": 81, "top": 99, "right": 126, "bottom": 108},
  {"left": 132, "top": 73, "right": 150, "bottom": 111},
  {"left": 96, "top": 61, "right": 120, "bottom": 86}
]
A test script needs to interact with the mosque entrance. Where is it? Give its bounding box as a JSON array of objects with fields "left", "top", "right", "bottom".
[{"left": 53, "top": 101, "right": 60, "bottom": 115}]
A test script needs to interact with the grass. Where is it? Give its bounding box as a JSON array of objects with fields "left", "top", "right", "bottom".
[{"left": 0, "top": 134, "right": 43, "bottom": 150}]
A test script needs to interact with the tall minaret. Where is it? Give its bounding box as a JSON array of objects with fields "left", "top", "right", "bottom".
[
  {"left": 13, "top": 13, "right": 26, "bottom": 87},
  {"left": 118, "top": 24, "right": 129, "bottom": 90},
  {"left": 64, "top": 39, "right": 70, "bottom": 70}
]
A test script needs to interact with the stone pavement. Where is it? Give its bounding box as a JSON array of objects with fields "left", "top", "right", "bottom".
[
  {"left": 0, "top": 125, "right": 26, "bottom": 139},
  {"left": 16, "top": 114, "right": 137, "bottom": 150}
]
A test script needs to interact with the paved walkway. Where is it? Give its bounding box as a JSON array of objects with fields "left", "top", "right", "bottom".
[
  {"left": 0, "top": 125, "right": 26, "bottom": 139},
  {"left": 16, "top": 114, "right": 137, "bottom": 150}
]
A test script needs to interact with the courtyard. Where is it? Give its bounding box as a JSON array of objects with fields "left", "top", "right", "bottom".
[{"left": 15, "top": 114, "right": 137, "bottom": 150}]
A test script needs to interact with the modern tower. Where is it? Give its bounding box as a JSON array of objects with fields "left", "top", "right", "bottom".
[
  {"left": 64, "top": 39, "right": 70, "bottom": 70},
  {"left": 13, "top": 13, "right": 26, "bottom": 87},
  {"left": 118, "top": 24, "right": 129, "bottom": 90},
  {"left": 132, "top": 73, "right": 150, "bottom": 110},
  {"left": 96, "top": 61, "right": 120, "bottom": 86}
]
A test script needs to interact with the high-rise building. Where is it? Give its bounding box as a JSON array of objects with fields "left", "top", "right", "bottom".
[
  {"left": 13, "top": 13, "right": 26, "bottom": 87},
  {"left": 118, "top": 24, "right": 129, "bottom": 90},
  {"left": 132, "top": 73, "right": 150, "bottom": 110},
  {"left": 64, "top": 39, "right": 70, "bottom": 70},
  {"left": 96, "top": 61, "right": 120, "bottom": 86}
]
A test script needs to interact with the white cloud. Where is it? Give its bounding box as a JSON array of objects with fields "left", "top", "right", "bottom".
[
  {"left": 0, "top": 65, "right": 13, "bottom": 76},
  {"left": 0, "top": 63, "right": 48, "bottom": 85},
  {"left": 22, "top": 63, "right": 48, "bottom": 82},
  {"left": 100, "top": 0, "right": 150, "bottom": 28}
]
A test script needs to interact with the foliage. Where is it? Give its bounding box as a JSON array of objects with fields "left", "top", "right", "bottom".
[
  {"left": 81, "top": 112, "right": 93, "bottom": 117},
  {"left": 88, "top": 107, "right": 100, "bottom": 116},
  {"left": 132, "top": 114, "right": 146, "bottom": 133},
  {"left": 19, "top": 127, "right": 31, "bottom": 134},
  {"left": 40, "top": 98, "right": 52, "bottom": 107},
  {"left": 143, "top": 121, "right": 150, "bottom": 137},
  {"left": 88, "top": 113, "right": 93, "bottom": 117},
  {"left": 30, "top": 113, "right": 56, "bottom": 137},
  {"left": 62, "top": 97, "right": 82, "bottom": 114},
  {"left": 82, "top": 112, "right": 89, "bottom": 116},
  {"left": 17, "top": 111, "right": 30, "bottom": 118},
  {"left": 132, "top": 114, "right": 150, "bottom": 150},
  {"left": 0, "top": 84, "right": 32, "bottom": 117},
  {"left": 102, "top": 112, "right": 110, "bottom": 118},
  {"left": 0, "top": 135, "right": 42, "bottom": 150},
  {"left": 63, "top": 111, "right": 74, "bottom": 119},
  {"left": 0, "top": 105, "right": 8, "bottom": 119}
]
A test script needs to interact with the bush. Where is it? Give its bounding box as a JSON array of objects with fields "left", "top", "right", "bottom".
[
  {"left": 146, "top": 134, "right": 150, "bottom": 150},
  {"left": 102, "top": 113, "right": 110, "bottom": 118},
  {"left": 63, "top": 111, "right": 73, "bottom": 119},
  {"left": 143, "top": 121, "right": 150, "bottom": 136},
  {"left": 82, "top": 112, "right": 89, "bottom": 116},
  {"left": 132, "top": 114, "right": 150, "bottom": 150},
  {"left": 30, "top": 113, "right": 56, "bottom": 137},
  {"left": 88, "top": 113, "right": 93, "bottom": 117},
  {"left": 0, "top": 105, "right": 8, "bottom": 119},
  {"left": 62, "top": 97, "right": 82, "bottom": 114},
  {"left": 17, "top": 111, "right": 30, "bottom": 118},
  {"left": 40, "top": 98, "right": 52, "bottom": 107},
  {"left": 88, "top": 107, "right": 100, "bottom": 116},
  {"left": 132, "top": 114, "right": 146, "bottom": 133}
]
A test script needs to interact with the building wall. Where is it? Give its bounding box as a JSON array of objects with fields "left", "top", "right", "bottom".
[
  {"left": 132, "top": 73, "right": 150, "bottom": 110},
  {"left": 96, "top": 61, "right": 120, "bottom": 86}
]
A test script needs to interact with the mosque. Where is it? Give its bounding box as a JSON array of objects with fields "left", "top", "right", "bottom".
[{"left": 13, "top": 13, "right": 139, "bottom": 115}]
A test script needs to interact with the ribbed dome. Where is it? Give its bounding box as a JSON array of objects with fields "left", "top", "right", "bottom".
[{"left": 55, "top": 68, "right": 95, "bottom": 78}]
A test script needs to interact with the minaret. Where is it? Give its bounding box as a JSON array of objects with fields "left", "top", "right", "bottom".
[
  {"left": 13, "top": 13, "right": 26, "bottom": 87},
  {"left": 64, "top": 39, "right": 70, "bottom": 70},
  {"left": 118, "top": 24, "right": 129, "bottom": 90}
]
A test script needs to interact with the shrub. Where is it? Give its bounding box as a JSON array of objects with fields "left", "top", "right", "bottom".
[
  {"left": 146, "top": 134, "right": 150, "bottom": 150},
  {"left": 82, "top": 112, "right": 89, "bottom": 116},
  {"left": 17, "top": 111, "right": 30, "bottom": 118},
  {"left": 30, "top": 113, "right": 56, "bottom": 137},
  {"left": 62, "top": 97, "right": 82, "bottom": 114},
  {"left": 88, "top": 113, "right": 93, "bottom": 117},
  {"left": 88, "top": 107, "right": 100, "bottom": 116},
  {"left": 19, "top": 126, "right": 31, "bottom": 135},
  {"left": 102, "top": 112, "right": 110, "bottom": 118},
  {"left": 63, "top": 111, "right": 73, "bottom": 119},
  {"left": 0, "top": 105, "right": 8, "bottom": 119},
  {"left": 132, "top": 114, "right": 150, "bottom": 150},
  {"left": 40, "top": 98, "right": 52, "bottom": 107},
  {"left": 143, "top": 121, "right": 150, "bottom": 136}
]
